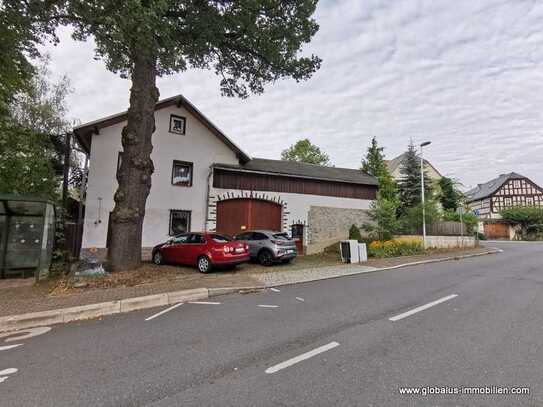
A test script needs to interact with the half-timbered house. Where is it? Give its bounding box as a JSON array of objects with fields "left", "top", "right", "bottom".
[{"left": 465, "top": 172, "right": 543, "bottom": 219}]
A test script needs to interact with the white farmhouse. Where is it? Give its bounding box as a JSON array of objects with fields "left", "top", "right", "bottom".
[
  {"left": 386, "top": 152, "right": 442, "bottom": 183},
  {"left": 74, "top": 94, "right": 378, "bottom": 259}
]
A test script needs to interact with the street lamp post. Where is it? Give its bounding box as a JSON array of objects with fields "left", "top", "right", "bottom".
[{"left": 420, "top": 141, "right": 432, "bottom": 249}]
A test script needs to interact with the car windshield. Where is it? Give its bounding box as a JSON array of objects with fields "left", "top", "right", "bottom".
[
  {"left": 211, "top": 234, "right": 232, "bottom": 243},
  {"left": 272, "top": 233, "right": 291, "bottom": 240}
]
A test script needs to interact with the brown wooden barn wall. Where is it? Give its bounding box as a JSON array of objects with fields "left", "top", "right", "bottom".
[{"left": 213, "top": 169, "right": 377, "bottom": 200}]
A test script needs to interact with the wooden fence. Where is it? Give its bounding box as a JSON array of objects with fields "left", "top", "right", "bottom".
[{"left": 424, "top": 221, "right": 469, "bottom": 236}]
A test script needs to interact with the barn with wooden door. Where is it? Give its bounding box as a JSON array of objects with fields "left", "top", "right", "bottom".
[
  {"left": 74, "top": 92, "right": 378, "bottom": 260},
  {"left": 208, "top": 159, "right": 378, "bottom": 254}
]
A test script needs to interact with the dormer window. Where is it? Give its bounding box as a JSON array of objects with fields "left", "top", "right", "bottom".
[{"left": 169, "top": 114, "right": 186, "bottom": 135}]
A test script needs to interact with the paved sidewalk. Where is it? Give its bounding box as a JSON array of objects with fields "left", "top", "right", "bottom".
[
  {"left": 0, "top": 271, "right": 260, "bottom": 318},
  {"left": 0, "top": 246, "right": 494, "bottom": 318},
  {"left": 249, "top": 246, "right": 493, "bottom": 286}
]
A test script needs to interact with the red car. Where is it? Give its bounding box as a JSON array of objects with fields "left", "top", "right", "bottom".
[{"left": 151, "top": 232, "right": 249, "bottom": 273}]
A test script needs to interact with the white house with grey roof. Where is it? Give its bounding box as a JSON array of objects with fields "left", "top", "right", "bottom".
[
  {"left": 74, "top": 94, "right": 378, "bottom": 258},
  {"left": 465, "top": 172, "right": 543, "bottom": 219},
  {"left": 386, "top": 152, "right": 442, "bottom": 183}
]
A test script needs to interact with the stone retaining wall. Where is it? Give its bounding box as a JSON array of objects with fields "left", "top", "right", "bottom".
[
  {"left": 401, "top": 235, "right": 476, "bottom": 249},
  {"left": 306, "top": 205, "right": 372, "bottom": 254},
  {"left": 80, "top": 247, "right": 153, "bottom": 263}
]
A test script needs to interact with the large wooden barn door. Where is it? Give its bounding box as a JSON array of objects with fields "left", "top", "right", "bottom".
[
  {"left": 216, "top": 199, "right": 282, "bottom": 236},
  {"left": 483, "top": 222, "right": 510, "bottom": 239}
]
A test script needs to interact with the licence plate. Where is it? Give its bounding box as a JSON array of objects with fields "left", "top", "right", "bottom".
[
  {"left": 286, "top": 249, "right": 294, "bottom": 254},
  {"left": 235, "top": 247, "right": 244, "bottom": 253}
]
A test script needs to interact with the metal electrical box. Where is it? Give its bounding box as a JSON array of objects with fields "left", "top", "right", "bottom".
[{"left": 340, "top": 240, "right": 360, "bottom": 263}]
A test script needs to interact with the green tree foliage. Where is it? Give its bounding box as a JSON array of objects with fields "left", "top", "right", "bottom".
[
  {"left": 349, "top": 224, "right": 362, "bottom": 242},
  {"left": 0, "top": 123, "right": 58, "bottom": 199},
  {"left": 361, "top": 136, "right": 388, "bottom": 178},
  {"left": 500, "top": 206, "right": 543, "bottom": 239},
  {"left": 399, "top": 200, "right": 441, "bottom": 234},
  {"left": 442, "top": 209, "right": 478, "bottom": 235},
  {"left": 0, "top": 3, "right": 37, "bottom": 116},
  {"left": 360, "top": 137, "right": 397, "bottom": 201},
  {"left": 0, "top": 57, "right": 75, "bottom": 199},
  {"left": 397, "top": 140, "right": 432, "bottom": 215},
  {"left": 364, "top": 198, "right": 399, "bottom": 241},
  {"left": 281, "top": 138, "right": 331, "bottom": 166},
  {"left": 438, "top": 176, "right": 461, "bottom": 211},
  {"left": 10, "top": 57, "right": 75, "bottom": 178},
  {"left": 360, "top": 137, "right": 400, "bottom": 240},
  {"left": 5, "top": 0, "right": 322, "bottom": 270}
]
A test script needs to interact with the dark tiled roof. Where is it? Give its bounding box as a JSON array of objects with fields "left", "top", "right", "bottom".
[
  {"left": 213, "top": 158, "right": 378, "bottom": 186},
  {"left": 465, "top": 172, "right": 526, "bottom": 202}
]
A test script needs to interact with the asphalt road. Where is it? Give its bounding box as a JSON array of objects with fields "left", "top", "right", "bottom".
[{"left": 1, "top": 241, "right": 543, "bottom": 406}]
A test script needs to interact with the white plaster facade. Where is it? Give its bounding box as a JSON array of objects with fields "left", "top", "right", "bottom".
[
  {"left": 82, "top": 104, "right": 239, "bottom": 250},
  {"left": 80, "top": 98, "right": 376, "bottom": 254}
]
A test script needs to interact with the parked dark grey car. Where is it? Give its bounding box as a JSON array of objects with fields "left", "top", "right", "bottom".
[{"left": 234, "top": 230, "right": 297, "bottom": 266}]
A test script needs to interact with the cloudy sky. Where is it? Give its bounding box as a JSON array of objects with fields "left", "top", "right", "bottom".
[{"left": 44, "top": 0, "right": 543, "bottom": 190}]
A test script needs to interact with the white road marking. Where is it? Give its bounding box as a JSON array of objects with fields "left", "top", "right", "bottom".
[
  {"left": 0, "top": 344, "right": 23, "bottom": 352},
  {"left": 295, "top": 297, "right": 305, "bottom": 302},
  {"left": 389, "top": 294, "right": 458, "bottom": 322},
  {"left": 265, "top": 342, "right": 340, "bottom": 374},
  {"left": 188, "top": 301, "right": 221, "bottom": 305},
  {"left": 258, "top": 304, "right": 279, "bottom": 308},
  {"left": 0, "top": 368, "right": 18, "bottom": 383},
  {"left": 145, "top": 303, "right": 183, "bottom": 321},
  {"left": 270, "top": 288, "right": 281, "bottom": 293},
  {"left": 0, "top": 326, "right": 51, "bottom": 342}
]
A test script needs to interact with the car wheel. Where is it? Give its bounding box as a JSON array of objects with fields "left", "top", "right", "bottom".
[
  {"left": 197, "top": 256, "right": 211, "bottom": 273},
  {"left": 153, "top": 251, "right": 163, "bottom": 265},
  {"left": 258, "top": 250, "right": 274, "bottom": 267}
]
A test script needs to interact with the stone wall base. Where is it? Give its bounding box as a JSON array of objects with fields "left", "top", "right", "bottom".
[{"left": 80, "top": 247, "right": 154, "bottom": 263}]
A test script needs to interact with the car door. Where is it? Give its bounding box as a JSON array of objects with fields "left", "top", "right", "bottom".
[
  {"left": 251, "top": 232, "right": 269, "bottom": 256},
  {"left": 161, "top": 234, "right": 189, "bottom": 264},
  {"left": 236, "top": 232, "right": 257, "bottom": 257},
  {"left": 185, "top": 233, "right": 207, "bottom": 266}
]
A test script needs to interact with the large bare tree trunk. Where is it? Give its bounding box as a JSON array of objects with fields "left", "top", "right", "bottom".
[{"left": 108, "top": 54, "right": 159, "bottom": 271}]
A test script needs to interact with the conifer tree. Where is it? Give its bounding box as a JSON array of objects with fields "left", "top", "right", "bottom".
[
  {"left": 361, "top": 137, "right": 399, "bottom": 240},
  {"left": 397, "top": 140, "right": 432, "bottom": 215}
]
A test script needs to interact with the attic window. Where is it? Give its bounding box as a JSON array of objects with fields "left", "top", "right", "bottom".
[{"left": 169, "top": 114, "right": 186, "bottom": 135}]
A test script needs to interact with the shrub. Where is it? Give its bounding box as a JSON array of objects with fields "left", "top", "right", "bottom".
[
  {"left": 442, "top": 210, "right": 478, "bottom": 234},
  {"left": 398, "top": 200, "right": 440, "bottom": 234},
  {"left": 349, "top": 224, "right": 363, "bottom": 242},
  {"left": 363, "top": 196, "right": 398, "bottom": 241},
  {"left": 500, "top": 206, "right": 543, "bottom": 239},
  {"left": 367, "top": 237, "right": 424, "bottom": 258}
]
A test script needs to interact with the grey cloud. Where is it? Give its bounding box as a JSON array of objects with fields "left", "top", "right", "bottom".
[{"left": 43, "top": 0, "right": 543, "bottom": 188}]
